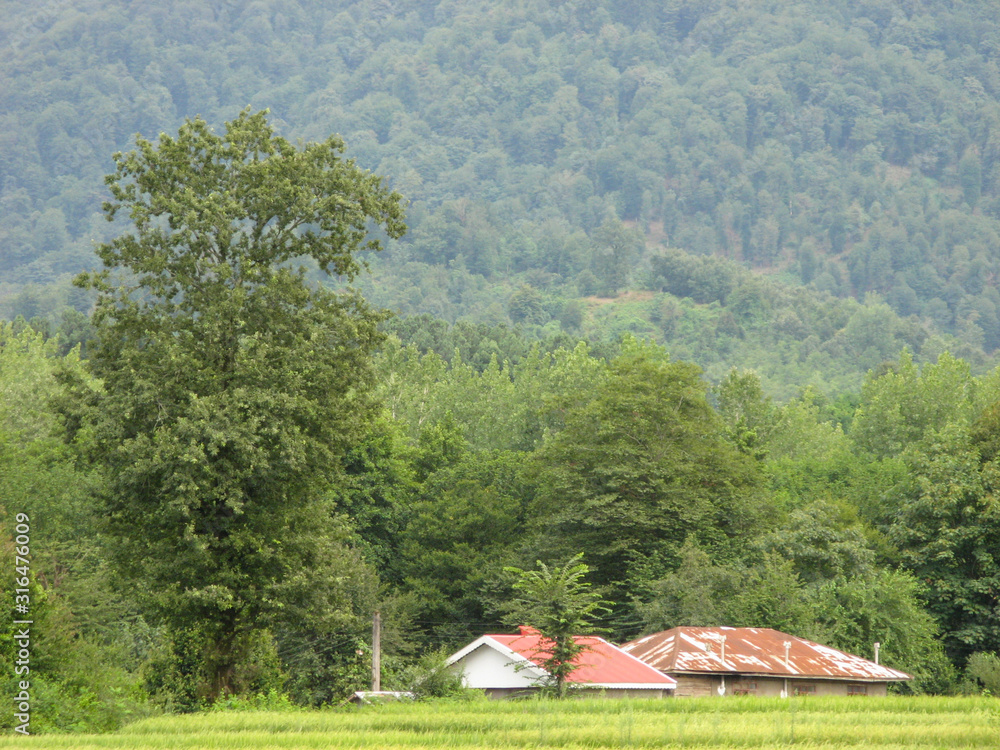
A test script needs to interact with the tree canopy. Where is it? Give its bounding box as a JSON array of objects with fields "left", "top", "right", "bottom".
[
  {"left": 72, "top": 110, "right": 405, "bottom": 700},
  {"left": 4, "top": 0, "right": 1000, "bottom": 398},
  {"left": 530, "top": 338, "right": 763, "bottom": 605},
  {"left": 502, "top": 555, "right": 610, "bottom": 698}
]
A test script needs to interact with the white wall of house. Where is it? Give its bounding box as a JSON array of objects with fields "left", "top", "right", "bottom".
[{"left": 450, "top": 644, "right": 545, "bottom": 689}]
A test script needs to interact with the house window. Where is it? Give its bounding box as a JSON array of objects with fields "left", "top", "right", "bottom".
[
  {"left": 732, "top": 681, "right": 757, "bottom": 696},
  {"left": 793, "top": 684, "right": 816, "bottom": 696},
  {"left": 847, "top": 684, "right": 868, "bottom": 696}
]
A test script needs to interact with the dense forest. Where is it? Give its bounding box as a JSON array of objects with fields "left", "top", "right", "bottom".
[
  {"left": 4, "top": 0, "right": 1000, "bottom": 393},
  {"left": 6, "top": 309, "right": 1000, "bottom": 726},
  {"left": 4, "top": 0, "right": 1000, "bottom": 732}
]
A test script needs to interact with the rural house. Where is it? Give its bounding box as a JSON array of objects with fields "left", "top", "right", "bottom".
[
  {"left": 447, "top": 626, "right": 677, "bottom": 699},
  {"left": 622, "top": 627, "right": 911, "bottom": 697}
]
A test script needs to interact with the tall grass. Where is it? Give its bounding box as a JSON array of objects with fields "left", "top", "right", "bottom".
[{"left": 2, "top": 696, "right": 998, "bottom": 749}]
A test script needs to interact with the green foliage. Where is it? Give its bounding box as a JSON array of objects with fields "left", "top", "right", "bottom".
[
  {"left": 7, "top": 267, "right": 1000, "bottom": 711},
  {"left": 727, "top": 554, "right": 816, "bottom": 637},
  {"left": 811, "top": 571, "right": 956, "bottom": 695},
  {"left": 715, "top": 368, "right": 781, "bottom": 459},
  {"left": 397, "top": 450, "right": 534, "bottom": 647},
  {"left": 591, "top": 217, "right": 643, "bottom": 296},
  {"left": 637, "top": 544, "right": 816, "bottom": 636},
  {"left": 508, "top": 285, "right": 548, "bottom": 325},
  {"left": 8, "top": 58, "right": 1000, "bottom": 702},
  {"left": 889, "top": 424, "right": 1000, "bottom": 665},
  {"left": 764, "top": 391, "right": 866, "bottom": 514},
  {"left": 334, "top": 415, "right": 416, "bottom": 578},
  {"left": 143, "top": 624, "right": 291, "bottom": 712},
  {"left": 0, "top": 322, "right": 151, "bottom": 731},
  {"left": 93, "top": 108, "right": 404, "bottom": 285},
  {"left": 635, "top": 539, "right": 742, "bottom": 630},
  {"left": 374, "top": 335, "right": 608, "bottom": 454},
  {"left": 412, "top": 413, "right": 468, "bottom": 482},
  {"left": 0, "top": 323, "right": 83, "bottom": 440},
  {"left": 970, "top": 397, "right": 1000, "bottom": 465},
  {"left": 501, "top": 555, "right": 610, "bottom": 698},
  {"left": 140, "top": 626, "right": 206, "bottom": 713},
  {"left": 208, "top": 689, "right": 302, "bottom": 713},
  {"left": 279, "top": 632, "right": 372, "bottom": 708},
  {"left": 381, "top": 316, "right": 557, "bottom": 372},
  {"left": 7, "top": 0, "right": 1000, "bottom": 391},
  {"left": 531, "top": 337, "right": 763, "bottom": 607},
  {"left": 0, "top": 559, "right": 148, "bottom": 732},
  {"left": 964, "top": 652, "right": 1000, "bottom": 695},
  {"left": 72, "top": 110, "right": 404, "bottom": 702},
  {"left": 755, "top": 500, "right": 877, "bottom": 585},
  {"left": 255, "top": 520, "right": 382, "bottom": 708},
  {"left": 386, "top": 648, "right": 471, "bottom": 700},
  {"left": 637, "top": 546, "right": 953, "bottom": 692},
  {"left": 851, "top": 351, "right": 976, "bottom": 459}
]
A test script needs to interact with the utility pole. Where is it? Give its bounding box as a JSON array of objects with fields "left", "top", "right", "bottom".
[{"left": 372, "top": 610, "right": 381, "bottom": 692}]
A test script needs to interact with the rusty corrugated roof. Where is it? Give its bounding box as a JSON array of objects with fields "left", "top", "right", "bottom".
[{"left": 621, "top": 627, "right": 911, "bottom": 682}]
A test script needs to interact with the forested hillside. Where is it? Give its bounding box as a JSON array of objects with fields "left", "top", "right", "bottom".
[
  {"left": 6, "top": 1, "right": 1000, "bottom": 729},
  {"left": 3, "top": 0, "right": 1000, "bottom": 392}
]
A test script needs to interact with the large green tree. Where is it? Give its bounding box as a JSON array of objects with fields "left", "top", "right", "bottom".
[
  {"left": 889, "top": 422, "right": 1000, "bottom": 667},
  {"left": 73, "top": 110, "right": 405, "bottom": 700},
  {"left": 397, "top": 449, "right": 535, "bottom": 646},
  {"left": 530, "top": 337, "right": 762, "bottom": 610},
  {"left": 850, "top": 351, "right": 975, "bottom": 460}
]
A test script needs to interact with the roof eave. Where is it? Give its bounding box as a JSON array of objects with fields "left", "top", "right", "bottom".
[
  {"left": 574, "top": 683, "right": 677, "bottom": 690},
  {"left": 669, "top": 670, "right": 911, "bottom": 682}
]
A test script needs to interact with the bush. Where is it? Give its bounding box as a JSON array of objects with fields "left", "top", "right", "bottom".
[
  {"left": 142, "top": 627, "right": 285, "bottom": 712},
  {"left": 964, "top": 652, "right": 1000, "bottom": 695},
  {"left": 387, "top": 649, "right": 473, "bottom": 700},
  {"left": 209, "top": 689, "right": 301, "bottom": 712}
]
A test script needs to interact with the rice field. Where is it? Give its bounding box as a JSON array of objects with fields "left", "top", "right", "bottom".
[{"left": 3, "top": 695, "right": 999, "bottom": 749}]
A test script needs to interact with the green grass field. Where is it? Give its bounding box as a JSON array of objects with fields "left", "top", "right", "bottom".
[{"left": 3, "top": 696, "right": 999, "bottom": 749}]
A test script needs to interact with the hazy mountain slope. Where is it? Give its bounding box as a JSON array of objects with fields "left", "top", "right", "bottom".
[{"left": 2, "top": 0, "right": 999, "bottom": 390}]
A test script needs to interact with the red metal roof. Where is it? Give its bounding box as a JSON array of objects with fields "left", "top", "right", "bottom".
[
  {"left": 622, "top": 627, "right": 911, "bottom": 682},
  {"left": 484, "top": 627, "right": 676, "bottom": 688}
]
